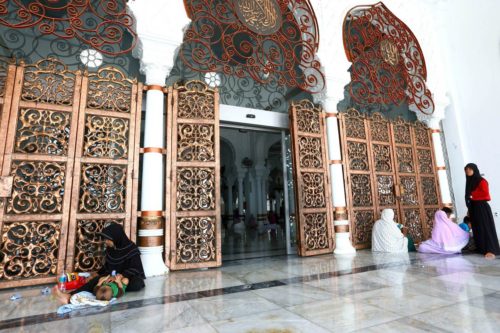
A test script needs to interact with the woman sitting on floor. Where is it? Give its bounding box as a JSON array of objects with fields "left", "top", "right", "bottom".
[
  {"left": 53, "top": 223, "right": 145, "bottom": 304},
  {"left": 372, "top": 209, "right": 414, "bottom": 253},
  {"left": 418, "top": 208, "right": 470, "bottom": 254}
]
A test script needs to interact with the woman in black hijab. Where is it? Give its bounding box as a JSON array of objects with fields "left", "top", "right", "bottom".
[
  {"left": 465, "top": 163, "right": 500, "bottom": 259},
  {"left": 53, "top": 223, "right": 145, "bottom": 304}
]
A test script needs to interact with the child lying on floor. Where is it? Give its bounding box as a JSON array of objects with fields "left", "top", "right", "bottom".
[{"left": 94, "top": 274, "right": 129, "bottom": 301}]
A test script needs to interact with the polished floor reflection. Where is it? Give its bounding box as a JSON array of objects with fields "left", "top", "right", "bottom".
[{"left": 2, "top": 251, "right": 500, "bottom": 332}]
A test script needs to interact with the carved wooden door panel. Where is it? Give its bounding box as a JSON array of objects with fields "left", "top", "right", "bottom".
[
  {"left": 0, "top": 60, "right": 142, "bottom": 289},
  {"left": 166, "top": 81, "right": 221, "bottom": 270},
  {"left": 289, "top": 100, "right": 334, "bottom": 256},
  {"left": 407, "top": 122, "right": 441, "bottom": 240},
  {"left": 391, "top": 119, "right": 425, "bottom": 242},
  {"left": 0, "top": 59, "right": 83, "bottom": 288},
  {"left": 65, "top": 67, "right": 142, "bottom": 272},
  {"left": 369, "top": 114, "right": 400, "bottom": 224},
  {"left": 341, "top": 110, "right": 442, "bottom": 249},
  {"left": 340, "top": 109, "right": 377, "bottom": 249}
]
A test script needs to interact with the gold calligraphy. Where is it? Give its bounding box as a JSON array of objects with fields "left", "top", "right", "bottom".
[
  {"left": 234, "top": 0, "right": 282, "bottom": 35},
  {"left": 380, "top": 39, "right": 400, "bottom": 66}
]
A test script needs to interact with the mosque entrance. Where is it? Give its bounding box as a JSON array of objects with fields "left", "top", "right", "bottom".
[{"left": 220, "top": 126, "right": 296, "bottom": 260}]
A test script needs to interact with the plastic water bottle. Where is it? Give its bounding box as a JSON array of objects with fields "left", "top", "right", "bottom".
[
  {"left": 111, "top": 270, "right": 116, "bottom": 277},
  {"left": 58, "top": 271, "right": 67, "bottom": 292}
]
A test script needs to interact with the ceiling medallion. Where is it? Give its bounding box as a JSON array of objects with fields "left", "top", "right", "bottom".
[
  {"left": 234, "top": 0, "right": 282, "bottom": 35},
  {"left": 380, "top": 39, "right": 400, "bottom": 66}
]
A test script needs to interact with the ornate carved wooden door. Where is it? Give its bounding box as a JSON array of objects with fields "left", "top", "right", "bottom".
[
  {"left": 340, "top": 109, "right": 442, "bottom": 249},
  {"left": 392, "top": 120, "right": 441, "bottom": 242},
  {"left": 0, "top": 59, "right": 142, "bottom": 288},
  {"left": 166, "top": 81, "right": 221, "bottom": 270},
  {"left": 65, "top": 67, "right": 142, "bottom": 272},
  {"left": 0, "top": 59, "right": 83, "bottom": 287},
  {"left": 289, "top": 100, "right": 334, "bottom": 256},
  {"left": 340, "top": 110, "right": 399, "bottom": 248},
  {"left": 0, "top": 59, "right": 16, "bottom": 189}
]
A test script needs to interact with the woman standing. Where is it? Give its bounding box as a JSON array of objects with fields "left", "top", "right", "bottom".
[
  {"left": 465, "top": 163, "right": 500, "bottom": 259},
  {"left": 53, "top": 223, "right": 145, "bottom": 304}
]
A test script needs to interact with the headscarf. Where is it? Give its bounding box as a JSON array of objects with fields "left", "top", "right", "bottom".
[
  {"left": 430, "top": 210, "right": 469, "bottom": 252},
  {"left": 465, "top": 163, "right": 483, "bottom": 208},
  {"left": 381, "top": 208, "right": 395, "bottom": 223},
  {"left": 372, "top": 209, "right": 408, "bottom": 253},
  {"left": 100, "top": 223, "right": 145, "bottom": 279}
]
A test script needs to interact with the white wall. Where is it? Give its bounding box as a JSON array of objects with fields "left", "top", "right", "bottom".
[{"left": 440, "top": 0, "right": 500, "bottom": 235}]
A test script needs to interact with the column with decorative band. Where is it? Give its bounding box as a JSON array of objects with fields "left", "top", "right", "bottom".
[{"left": 323, "top": 98, "right": 356, "bottom": 255}]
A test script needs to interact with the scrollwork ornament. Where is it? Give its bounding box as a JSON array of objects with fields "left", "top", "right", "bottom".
[
  {"left": 0, "top": 0, "right": 137, "bottom": 56},
  {"left": 0, "top": 221, "right": 60, "bottom": 279}
]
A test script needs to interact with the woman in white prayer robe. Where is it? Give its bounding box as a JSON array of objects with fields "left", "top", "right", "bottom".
[{"left": 372, "top": 209, "right": 408, "bottom": 253}]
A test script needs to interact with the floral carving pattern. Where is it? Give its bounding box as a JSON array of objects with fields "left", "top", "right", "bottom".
[
  {"left": 6, "top": 161, "right": 66, "bottom": 215},
  {"left": 177, "top": 168, "right": 215, "bottom": 211},
  {"left": 303, "top": 213, "right": 329, "bottom": 251},
  {"left": 396, "top": 147, "right": 414, "bottom": 173},
  {"left": 373, "top": 144, "right": 392, "bottom": 172},
  {"left": 15, "top": 108, "right": 71, "bottom": 156},
  {"left": 347, "top": 141, "right": 369, "bottom": 171},
  {"left": 0, "top": 221, "right": 60, "bottom": 279},
  {"left": 21, "top": 58, "right": 75, "bottom": 106},
  {"left": 351, "top": 174, "right": 372, "bottom": 207},
  {"left": 79, "top": 164, "right": 127, "bottom": 213},
  {"left": 177, "top": 81, "right": 215, "bottom": 120},
  {"left": 83, "top": 115, "right": 129, "bottom": 159},
  {"left": 177, "top": 124, "right": 215, "bottom": 162},
  {"left": 87, "top": 67, "right": 133, "bottom": 113},
  {"left": 295, "top": 101, "right": 321, "bottom": 134},
  {"left": 301, "top": 172, "right": 326, "bottom": 209},
  {"left": 176, "top": 216, "right": 216, "bottom": 264},
  {"left": 377, "top": 175, "right": 396, "bottom": 206},
  {"left": 353, "top": 210, "right": 374, "bottom": 245}
]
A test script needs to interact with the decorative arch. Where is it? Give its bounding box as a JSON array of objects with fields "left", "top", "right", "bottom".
[
  {"left": 343, "top": 2, "right": 434, "bottom": 115},
  {"left": 0, "top": 0, "right": 137, "bottom": 56},
  {"left": 181, "top": 0, "right": 324, "bottom": 94}
]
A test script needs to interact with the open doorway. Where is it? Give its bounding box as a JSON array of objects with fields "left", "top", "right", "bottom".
[{"left": 220, "top": 127, "right": 296, "bottom": 260}]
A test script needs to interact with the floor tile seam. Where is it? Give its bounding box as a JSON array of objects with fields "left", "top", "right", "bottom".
[
  {"left": 367, "top": 293, "right": 458, "bottom": 317},
  {"left": 353, "top": 315, "right": 454, "bottom": 333},
  {"left": 279, "top": 305, "right": 339, "bottom": 333},
  {"left": 0, "top": 255, "right": 447, "bottom": 329}
]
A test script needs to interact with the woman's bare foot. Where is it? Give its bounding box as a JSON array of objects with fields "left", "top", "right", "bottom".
[
  {"left": 52, "top": 286, "right": 70, "bottom": 305},
  {"left": 485, "top": 252, "right": 496, "bottom": 260}
]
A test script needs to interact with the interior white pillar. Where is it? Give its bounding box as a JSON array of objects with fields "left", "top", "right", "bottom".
[
  {"left": 323, "top": 94, "right": 356, "bottom": 255},
  {"left": 226, "top": 179, "right": 234, "bottom": 218},
  {"left": 237, "top": 174, "right": 245, "bottom": 222},
  {"left": 128, "top": 0, "right": 190, "bottom": 277}
]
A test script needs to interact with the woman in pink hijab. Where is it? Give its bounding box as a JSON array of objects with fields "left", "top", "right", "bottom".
[{"left": 418, "top": 208, "right": 470, "bottom": 254}]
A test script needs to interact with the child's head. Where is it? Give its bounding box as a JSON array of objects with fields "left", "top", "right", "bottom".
[
  {"left": 96, "top": 285, "right": 113, "bottom": 301},
  {"left": 442, "top": 207, "right": 453, "bottom": 218}
]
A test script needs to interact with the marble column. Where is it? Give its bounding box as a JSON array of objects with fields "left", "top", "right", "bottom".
[
  {"left": 129, "top": 0, "right": 190, "bottom": 276},
  {"left": 323, "top": 95, "right": 356, "bottom": 255},
  {"left": 226, "top": 177, "right": 234, "bottom": 227},
  {"left": 237, "top": 174, "right": 245, "bottom": 222},
  {"left": 137, "top": 63, "right": 169, "bottom": 276}
]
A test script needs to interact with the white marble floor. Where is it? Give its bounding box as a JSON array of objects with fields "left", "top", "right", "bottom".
[{"left": 2, "top": 251, "right": 500, "bottom": 332}]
